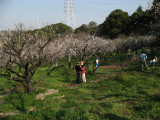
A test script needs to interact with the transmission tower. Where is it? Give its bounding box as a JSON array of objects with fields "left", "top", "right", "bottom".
[{"left": 64, "top": 0, "right": 77, "bottom": 29}]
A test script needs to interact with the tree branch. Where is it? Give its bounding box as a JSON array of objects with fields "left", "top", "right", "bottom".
[{"left": 32, "top": 65, "right": 64, "bottom": 91}]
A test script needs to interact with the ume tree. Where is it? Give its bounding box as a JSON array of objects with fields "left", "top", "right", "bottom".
[{"left": 0, "top": 24, "right": 65, "bottom": 93}]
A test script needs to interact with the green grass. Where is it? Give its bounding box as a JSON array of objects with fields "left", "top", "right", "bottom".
[{"left": 0, "top": 63, "right": 160, "bottom": 120}]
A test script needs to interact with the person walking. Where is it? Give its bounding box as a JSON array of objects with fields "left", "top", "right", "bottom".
[
  {"left": 150, "top": 56, "right": 158, "bottom": 68},
  {"left": 94, "top": 57, "right": 100, "bottom": 71},
  {"left": 140, "top": 51, "right": 148, "bottom": 70},
  {"left": 75, "top": 62, "right": 82, "bottom": 83},
  {"left": 80, "top": 65, "right": 86, "bottom": 83}
]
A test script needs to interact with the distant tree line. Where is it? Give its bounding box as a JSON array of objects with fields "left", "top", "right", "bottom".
[
  {"left": 22, "top": 0, "right": 159, "bottom": 40},
  {"left": 19, "top": 0, "right": 159, "bottom": 40},
  {"left": 75, "top": 0, "right": 160, "bottom": 39},
  {"left": 74, "top": 21, "right": 98, "bottom": 35},
  {"left": 27, "top": 23, "right": 73, "bottom": 37}
]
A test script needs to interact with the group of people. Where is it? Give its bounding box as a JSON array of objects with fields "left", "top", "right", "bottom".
[
  {"left": 140, "top": 51, "right": 158, "bottom": 70},
  {"left": 74, "top": 51, "right": 157, "bottom": 83},
  {"left": 75, "top": 57, "right": 100, "bottom": 83}
]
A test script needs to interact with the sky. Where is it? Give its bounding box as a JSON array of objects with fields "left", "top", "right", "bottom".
[{"left": 0, "top": 0, "right": 153, "bottom": 30}]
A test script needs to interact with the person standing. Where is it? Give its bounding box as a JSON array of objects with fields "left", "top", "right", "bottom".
[
  {"left": 80, "top": 65, "right": 86, "bottom": 83},
  {"left": 75, "top": 62, "right": 82, "bottom": 83},
  {"left": 140, "top": 51, "right": 148, "bottom": 70}
]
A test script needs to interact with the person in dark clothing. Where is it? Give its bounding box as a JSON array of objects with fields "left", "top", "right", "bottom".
[{"left": 75, "top": 62, "right": 82, "bottom": 83}]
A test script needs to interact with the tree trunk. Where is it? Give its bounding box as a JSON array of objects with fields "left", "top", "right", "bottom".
[
  {"left": 68, "top": 62, "right": 71, "bottom": 70},
  {"left": 93, "top": 63, "right": 95, "bottom": 73},
  {"left": 86, "top": 60, "right": 93, "bottom": 75},
  {"left": 22, "top": 80, "right": 32, "bottom": 94},
  {"left": 26, "top": 81, "right": 32, "bottom": 94}
]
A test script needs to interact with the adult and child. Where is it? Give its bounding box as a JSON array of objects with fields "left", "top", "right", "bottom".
[
  {"left": 75, "top": 61, "right": 86, "bottom": 83},
  {"left": 75, "top": 57, "right": 101, "bottom": 83},
  {"left": 140, "top": 51, "right": 158, "bottom": 70}
]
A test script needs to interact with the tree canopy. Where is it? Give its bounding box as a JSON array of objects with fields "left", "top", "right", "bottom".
[
  {"left": 97, "top": 9, "right": 129, "bottom": 38},
  {"left": 74, "top": 21, "right": 98, "bottom": 35}
]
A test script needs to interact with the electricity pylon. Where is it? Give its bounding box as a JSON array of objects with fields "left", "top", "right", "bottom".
[{"left": 64, "top": 0, "right": 77, "bottom": 29}]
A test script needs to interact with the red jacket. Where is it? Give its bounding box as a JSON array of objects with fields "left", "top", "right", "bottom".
[{"left": 80, "top": 66, "right": 85, "bottom": 74}]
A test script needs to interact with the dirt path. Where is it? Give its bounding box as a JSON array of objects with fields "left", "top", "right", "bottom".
[
  {"left": 0, "top": 112, "right": 19, "bottom": 117},
  {"left": 90, "top": 74, "right": 110, "bottom": 83},
  {"left": 100, "top": 65, "right": 122, "bottom": 70},
  {"left": 36, "top": 89, "right": 59, "bottom": 100}
]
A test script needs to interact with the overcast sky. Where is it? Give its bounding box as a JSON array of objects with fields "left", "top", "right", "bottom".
[{"left": 0, "top": 0, "right": 153, "bottom": 30}]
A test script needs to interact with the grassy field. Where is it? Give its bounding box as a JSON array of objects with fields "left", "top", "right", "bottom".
[{"left": 0, "top": 61, "right": 160, "bottom": 120}]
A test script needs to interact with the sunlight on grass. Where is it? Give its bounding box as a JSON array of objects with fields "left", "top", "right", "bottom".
[{"left": 1, "top": 64, "right": 160, "bottom": 119}]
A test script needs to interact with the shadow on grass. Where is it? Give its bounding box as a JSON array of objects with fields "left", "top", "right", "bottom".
[
  {"left": 4, "top": 91, "right": 26, "bottom": 113},
  {"left": 98, "top": 93, "right": 145, "bottom": 102},
  {"left": 104, "top": 113, "right": 129, "bottom": 120},
  {"left": 153, "top": 72, "right": 160, "bottom": 78},
  {"left": 142, "top": 66, "right": 160, "bottom": 79},
  {"left": 144, "top": 92, "right": 160, "bottom": 103},
  {"left": 60, "top": 68, "right": 74, "bottom": 83}
]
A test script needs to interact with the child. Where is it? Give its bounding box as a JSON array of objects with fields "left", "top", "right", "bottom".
[
  {"left": 80, "top": 61, "right": 84, "bottom": 66},
  {"left": 80, "top": 65, "right": 86, "bottom": 83},
  {"left": 150, "top": 57, "right": 156, "bottom": 68}
]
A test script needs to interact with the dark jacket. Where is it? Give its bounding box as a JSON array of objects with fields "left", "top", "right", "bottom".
[{"left": 75, "top": 65, "right": 82, "bottom": 72}]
